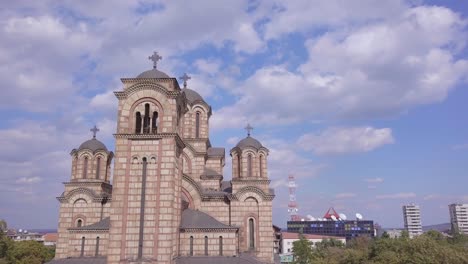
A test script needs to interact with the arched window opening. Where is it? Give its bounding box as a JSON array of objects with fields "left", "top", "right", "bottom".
[
  {"left": 204, "top": 236, "right": 208, "bottom": 256},
  {"left": 237, "top": 154, "right": 241, "bottom": 178},
  {"left": 80, "top": 237, "right": 85, "bottom": 256},
  {"left": 95, "top": 237, "right": 100, "bottom": 256},
  {"left": 195, "top": 112, "right": 200, "bottom": 138},
  {"left": 135, "top": 112, "right": 142, "bottom": 134},
  {"left": 152, "top": 111, "right": 158, "bottom": 133},
  {"left": 143, "top": 104, "right": 150, "bottom": 133},
  {"left": 247, "top": 154, "right": 253, "bottom": 177},
  {"left": 177, "top": 106, "right": 181, "bottom": 126},
  {"left": 249, "top": 218, "right": 255, "bottom": 249},
  {"left": 259, "top": 155, "right": 263, "bottom": 178},
  {"left": 77, "top": 219, "right": 83, "bottom": 227},
  {"left": 96, "top": 157, "right": 101, "bottom": 179},
  {"left": 189, "top": 236, "right": 194, "bottom": 256},
  {"left": 83, "top": 157, "right": 88, "bottom": 179},
  {"left": 219, "top": 236, "right": 223, "bottom": 256}
]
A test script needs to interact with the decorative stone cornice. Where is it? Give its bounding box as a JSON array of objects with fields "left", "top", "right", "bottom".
[
  {"left": 182, "top": 174, "right": 229, "bottom": 201},
  {"left": 232, "top": 186, "right": 275, "bottom": 201},
  {"left": 68, "top": 228, "right": 109, "bottom": 233},
  {"left": 232, "top": 179, "right": 271, "bottom": 184},
  {"left": 114, "top": 133, "right": 186, "bottom": 149},
  {"left": 57, "top": 187, "right": 112, "bottom": 203},
  {"left": 200, "top": 174, "right": 223, "bottom": 181},
  {"left": 115, "top": 80, "right": 180, "bottom": 100},
  {"left": 180, "top": 227, "right": 238, "bottom": 232}
]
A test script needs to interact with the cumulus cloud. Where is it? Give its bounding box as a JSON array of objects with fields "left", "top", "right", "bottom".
[
  {"left": 335, "top": 193, "right": 357, "bottom": 199},
  {"left": 297, "top": 127, "right": 394, "bottom": 155},
  {"left": 16, "top": 177, "right": 41, "bottom": 184},
  {"left": 364, "top": 177, "right": 385, "bottom": 183},
  {"left": 376, "top": 192, "right": 416, "bottom": 199},
  {"left": 212, "top": 5, "right": 468, "bottom": 130}
]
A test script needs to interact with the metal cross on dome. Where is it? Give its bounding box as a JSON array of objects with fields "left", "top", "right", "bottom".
[
  {"left": 90, "top": 125, "right": 100, "bottom": 139},
  {"left": 179, "top": 73, "right": 191, "bottom": 88},
  {"left": 148, "top": 51, "right": 162, "bottom": 69},
  {"left": 245, "top": 123, "right": 253, "bottom": 137}
]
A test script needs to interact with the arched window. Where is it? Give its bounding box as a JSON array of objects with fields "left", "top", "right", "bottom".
[
  {"left": 152, "top": 111, "right": 158, "bottom": 133},
  {"left": 195, "top": 112, "right": 200, "bottom": 138},
  {"left": 96, "top": 157, "right": 101, "bottom": 179},
  {"left": 238, "top": 154, "right": 241, "bottom": 178},
  {"left": 247, "top": 154, "right": 253, "bottom": 177},
  {"left": 259, "top": 155, "right": 263, "bottom": 178},
  {"left": 80, "top": 237, "right": 85, "bottom": 256},
  {"left": 204, "top": 236, "right": 208, "bottom": 256},
  {"left": 219, "top": 236, "right": 223, "bottom": 256},
  {"left": 83, "top": 157, "right": 88, "bottom": 179},
  {"left": 135, "top": 112, "right": 142, "bottom": 134},
  {"left": 249, "top": 218, "right": 255, "bottom": 249},
  {"left": 143, "top": 104, "right": 150, "bottom": 133},
  {"left": 189, "top": 236, "right": 194, "bottom": 256},
  {"left": 177, "top": 106, "right": 181, "bottom": 126},
  {"left": 77, "top": 219, "right": 83, "bottom": 227},
  {"left": 95, "top": 237, "right": 100, "bottom": 256}
]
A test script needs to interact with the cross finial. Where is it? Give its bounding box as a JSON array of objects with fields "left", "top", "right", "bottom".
[
  {"left": 90, "top": 125, "right": 100, "bottom": 139},
  {"left": 179, "top": 73, "right": 191, "bottom": 88},
  {"left": 148, "top": 51, "right": 162, "bottom": 69},
  {"left": 245, "top": 123, "right": 253, "bottom": 137}
]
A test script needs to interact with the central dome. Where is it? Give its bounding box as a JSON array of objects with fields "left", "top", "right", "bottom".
[
  {"left": 182, "top": 88, "right": 206, "bottom": 105},
  {"left": 236, "top": 136, "right": 263, "bottom": 150},
  {"left": 136, "top": 68, "right": 171, "bottom": 78},
  {"left": 78, "top": 138, "right": 108, "bottom": 152}
]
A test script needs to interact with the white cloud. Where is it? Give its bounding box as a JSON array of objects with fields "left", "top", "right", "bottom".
[
  {"left": 297, "top": 127, "right": 394, "bottom": 155},
  {"left": 452, "top": 143, "right": 468, "bottom": 150},
  {"left": 335, "top": 193, "right": 357, "bottom": 199},
  {"left": 364, "top": 177, "right": 385, "bottom": 183},
  {"left": 376, "top": 192, "right": 416, "bottom": 199},
  {"left": 16, "top": 177, "right": 41, "bottom": 184},
  {"left": 194, "top": 59, "right": 222, "bottom": 75},
  {"left": 423, "top": 194, "right": 442, "bottom": 201}
]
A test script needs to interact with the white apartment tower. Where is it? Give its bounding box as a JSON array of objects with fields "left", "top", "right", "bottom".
[
  {"left": 402, "top": 204, "right": 423, "bottom": 238},
  {"left": 449, "top": 203, "right": 468, "bottom": 235}
]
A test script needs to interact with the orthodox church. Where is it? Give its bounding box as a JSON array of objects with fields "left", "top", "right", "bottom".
[{"left": 51, "top": 52, "right": 276, "bottom": 264}]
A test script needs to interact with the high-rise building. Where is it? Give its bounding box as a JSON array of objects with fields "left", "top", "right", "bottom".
[
  {"left": 402, "top": 204, "right": 422, "bottom": 238},
  {"left": 449, "top": 203, "right": 468, "bottom": 235}
]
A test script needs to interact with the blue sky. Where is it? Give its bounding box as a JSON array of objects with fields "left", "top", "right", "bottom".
[{"left": 0, "top": 0, "right": 467, "bottom": 229}]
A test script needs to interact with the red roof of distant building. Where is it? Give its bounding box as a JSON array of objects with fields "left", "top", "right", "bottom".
[
  {"left": 281, "top": 232, "right": 343, "bottom": 240},
  {"left": 323, "top": 207, "right": 340, "bottom": 220},
  {"left": 43, "top": 233, "right": 58, "bottom": 242}
]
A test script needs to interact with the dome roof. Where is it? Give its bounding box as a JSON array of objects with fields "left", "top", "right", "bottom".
[
  {"left": 136, "top": 68, "right": 171, "bottom": 78},
  {"left": 78, "top": 138, "right": 108, "bottom": 152},
  {"left": 182, "top": 88, "right": 206, "bottom": 104},
  {"left": 235, "top": 136, "right": 264, "bottom": 150}
]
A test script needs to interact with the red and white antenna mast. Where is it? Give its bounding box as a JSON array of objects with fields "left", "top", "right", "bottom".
[{"left": 287, "top": 174, "right": 300, "bottom": 221}]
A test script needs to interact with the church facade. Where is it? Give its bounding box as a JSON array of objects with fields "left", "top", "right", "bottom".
[{"left": 52, "top": 52, "right": 276, "bottom": 264}]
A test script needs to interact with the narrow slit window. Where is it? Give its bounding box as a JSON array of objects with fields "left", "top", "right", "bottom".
[
  {"left": 189, "top": 236, "right": 193, "bottom": 256},
  {"left": 152, "top": 111, "right": 158, "bottom": 133},
  {"left": 247, "top": 154, "right": 252, "bottom": 177},
  {"left": 95, "top": 237, "right": 100, "bottom": 256},
  {"left": 249, "top": 218, "right": 255, "bottom": 249},
  {"left": 135, "top": 112, "right": 142, "bottom": 134},
  {"left": 259, "top": 155, "right": 263, "bottom": 178},
  {"left": 96, "top": 157, "right": 101, "bottom": 179},
  {"left": 77, "top": 219, "right": 83, "bottom": 227},
  {"left": 195, "top": 112, "right": 200, "bottom": 138},
  {"left": 204, "top": 236, "right": 208, "bottom": 256},
  {"left": 143, "top": 104, "right": 150, "bottom": 133},
  {"left": 80, "top": 237, "right": 85, "bottom": 256},
  {"left": 83, "top": 157, "right": 88, "bottom": 179},
  {"left": 219, "top": 236, "right": 223, "bottom": 256}
]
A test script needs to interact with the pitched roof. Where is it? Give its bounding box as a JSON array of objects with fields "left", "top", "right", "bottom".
[
  {"left": 47, "top": 257, "right": 106, "bottom": 264},
  {"left": 43, "top": 233, "right": 58, "bottom": 242},
  {"left": 323, "top": 207, "right": 340, "bottom": 220},
  {"left": 180, "top": 209, "right": 236, "bottom": 229},
  {"left": 175, "top": 254, "right": 266, "bottom": 264},
  {"left": 207, "top": 147, "right": 225, "bottom": 157},
  {"left": 281, "top": 232, "right": 344, "bottom": 240},
  {"left": 69, "top": 217, "right": 110, "bottom": 231}
]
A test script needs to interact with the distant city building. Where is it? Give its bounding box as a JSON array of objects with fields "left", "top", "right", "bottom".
[
  {"left": 402, "top": 204, "right": 423, "bottom": 238},
  {"left": 6, "top": 229, "right": 43, "bottom": 242},
  {"left": 286, "top": 208, "right": 375, "bottom": 240},
  {"left": 449, "top": 203, "right": 468, "bottom": 235},
  {"left": 384, "top": 229, "right": 403, "bottom": 238},
  {"left": 43, "top": 233, "right": 58, "bottom": 246},
  {"left": 280, "top": 232, "right": 346, "bottom": 254}
]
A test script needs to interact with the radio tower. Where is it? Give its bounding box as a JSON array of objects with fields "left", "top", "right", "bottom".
[{"left": 287, "top": 174, "right": 300, "bottom": 221}]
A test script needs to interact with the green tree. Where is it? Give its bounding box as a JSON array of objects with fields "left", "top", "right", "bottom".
[
  {"left": 381, "top": 231, "right": 390, "bottom": 239},
  {"left": 292, "top": 234, "right": 313, "bottom": 264},
  {"left": 6, "top": 240, "right": 54, "bottom": 264}
]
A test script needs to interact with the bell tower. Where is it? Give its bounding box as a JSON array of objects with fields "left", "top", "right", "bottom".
[{"left": 107, "top": 52, "right": 185, "bottom": 264}]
